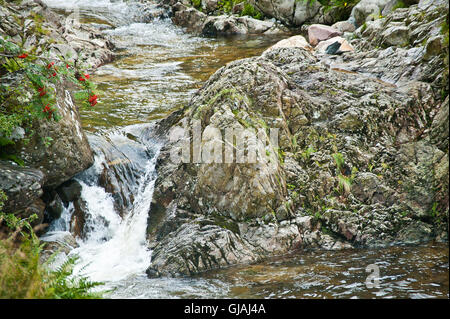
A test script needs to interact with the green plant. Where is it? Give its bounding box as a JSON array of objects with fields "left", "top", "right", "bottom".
[
  {"left": 299, "top": 0, "right": 359, "bottom": 21},
  {"left": 0, "top": 36, "right": 98, "bottom": 164},
  {"left": 0, "top": 211, "right": 104, "bottom": 299},
  {"left": 332, "top": 152, "right": 357, "bottom": 195},
  {"left": 392, "top": 0, "right": 407, "bottom": 11},
  {"left": 301, "top": 146, "right": 315, "bottom": 161},
  {"left": 332, "top": 152, "right": 345, "bottom": 173},
  {"left": 191, "top": 0, "right": 202, "bottom": 10},
  {"left": 218, "top": 0, "right": 236, "bottom": 13},
  {"left": 241, "top": 1, "right": 264, "bottom": 20}
]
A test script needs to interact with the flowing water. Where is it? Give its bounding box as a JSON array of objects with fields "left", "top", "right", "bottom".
[{"left": 40, "top": 0, "right": 449, "bottom": 299}]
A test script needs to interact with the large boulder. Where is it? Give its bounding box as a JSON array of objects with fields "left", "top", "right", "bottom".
[
  {"left": 10, "top": 85, "right": 94, "bottom": 189},
  {"left": 171, "top": 2, "right": 289, "bottom": 35},
  {"left": 0, "top": 161, "right": 45, "bottom": 214},
  {"left": 147, "top": 0, "right": 449, "bottom": 276},
  {"left": 308, "top": 24, "right": 343, "bottom": 46},
  {"left": 249, "top": 0, "right": 328, "bottom": 26},
  {"left": 350, "top": 0, "right": 392, "bottom": 26}
]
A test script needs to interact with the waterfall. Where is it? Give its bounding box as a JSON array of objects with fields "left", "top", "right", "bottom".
[
  {"left": 70, "top": 150, "right": 159, "bottom": 282},
  {"left": 42, "top": 124, "right": 161, "bottom": 284}
]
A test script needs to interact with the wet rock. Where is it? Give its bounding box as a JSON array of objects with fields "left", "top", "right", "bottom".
[
  {"left": 0, "top": 161, "right": 45, "bottom": 214},
  {"left": 40, "top": 232, "right": 79, "bottom": 262},
  {"left": 172, "top": 2, "right": 208, "bottom": 33},
  {"left": 146, "top": 267, "right": 162, "bottom": 278},
  {"left": 396, "top": 220, "right": 433, "bottom": 244},
  {"left": 308, "top": 24, "right": 343, "bottom": 46},
  {"left": 57, "top": 180, "right": 82, "bottom": 204},
  {"left": 70, "top": 198, "right": 88, "bottom": 239}
]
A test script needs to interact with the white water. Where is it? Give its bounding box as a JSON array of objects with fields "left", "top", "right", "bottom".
[{"left": 71, "top": 152, "right": 159, "bottom": 283}]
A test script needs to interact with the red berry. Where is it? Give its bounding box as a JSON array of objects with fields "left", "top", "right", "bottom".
[
  {"left": 90, "top": 100, "right": 97, "bottom": 107},
  {"left": 84, "top": 74, "right": 90, "bottom": 79},
  {"left": 18, "top": 53, "right": 28, "bottom": 59},
  {"left": 88, "top": 94, "right": 98, "bottom": 103},
  {"left": 79, "top": 77, "right": 85, "bottom": 81}
]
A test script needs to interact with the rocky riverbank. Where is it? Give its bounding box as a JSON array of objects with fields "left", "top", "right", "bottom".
[
  {"left": 146, "top": 0, "right": 449, "bottom": 277},
  {"left": 0, "top": 0, "right": 114, "bottom": 232},
  {"left": 155, "top": 0, "right": 426, "bottom": 36}
]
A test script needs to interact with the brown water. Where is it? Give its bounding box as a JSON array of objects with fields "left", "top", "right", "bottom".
[
  {"left": 107, "top": 242, "right": 449, "bottom": 299},
  {"left": 79, "top": 19, "right": 284, "bottom": 132},
  {"left": 44, "top": 0, "right": 449, "bottom": 299},
  {"left": 201, "top": 243, "right": 449, "bottom": 299}
]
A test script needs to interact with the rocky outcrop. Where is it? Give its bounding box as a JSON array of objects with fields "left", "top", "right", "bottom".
[
  {"left": 9, "top": 84, "right": 94, "bottom": 189},
  {"left": 163, "top": 1, "right": 290, "bottom": 35},
  {"left": 147, "top": 0, "right": 449, "bottom": 276},
  {"left": 249, "top": 0, "right": 322, "bottom": 25},
  {"left": 1, "top": 1, "right": 114, "bottom": 227},
  {"left": 0, "top": 161, "right": 46, "bottom": 225},
  {"left": 0, "top": 0, "right": 114, "bottom": 69},
  {"left": 350, "top": 0, "right": 420, "bottom": 27}
]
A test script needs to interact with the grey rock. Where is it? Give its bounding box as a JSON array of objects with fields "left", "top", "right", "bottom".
[
  {"left": 0, "top": 161, "right": 45, "bottom": 214},
  {"left": 57, "top": 180, "right": 82, "bottom": 204},
  {"left": 146, "top": 0, "right": 449, "bottom": 276}
]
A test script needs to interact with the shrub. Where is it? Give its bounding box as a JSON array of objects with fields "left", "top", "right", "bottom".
[
  {"left": 0, "top": 36, "right": 98, "bottom": 164},
  {"left": 0, "top": 205, "right": 103, "bottom": 299}
]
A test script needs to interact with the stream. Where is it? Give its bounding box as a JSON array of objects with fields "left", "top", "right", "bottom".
[{"left": 40, "top": 0, "right": 449, "bottom": 299}]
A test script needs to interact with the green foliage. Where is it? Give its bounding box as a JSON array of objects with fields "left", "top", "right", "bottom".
[
  {"left": 241, "top": 1, "right": 264, "bottom": 20},
  {"left": 301, "top": 146, "right": 315, "bottom": 162},
  {"left": 0, "top": 190, "right": 7, "bottom": 212},
  {"left": 0, "top": 35, "right": 98, "bottom": 164},
  {"left": 332, "top": 152, "right": 345, "bottom": 172},
  {"left": 218, "top": 0, "right": 236, "bottom": 13},
  {"left": 0, "top": 211, "right": 104, "bottom": 299},
  {"left": 392, "top": 0, "right": 407, "bottom": 11},
  {"left": 191, "top": 0, "right": 202, "bottom": 10},
  {"left": 332, "top": 152, "right": 357, "bottom": 195}
]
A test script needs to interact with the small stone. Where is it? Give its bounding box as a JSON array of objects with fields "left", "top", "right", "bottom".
[
  {"left": 264, "top": 35, "right": 312, "bottom": 53},
  {"left": 308, "top": 24, "right": 342, "bottom": 46}
]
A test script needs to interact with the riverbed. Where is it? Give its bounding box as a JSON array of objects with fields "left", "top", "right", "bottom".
[{"left": 41, "top": 0, "right": 449, "bottom": 299}]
